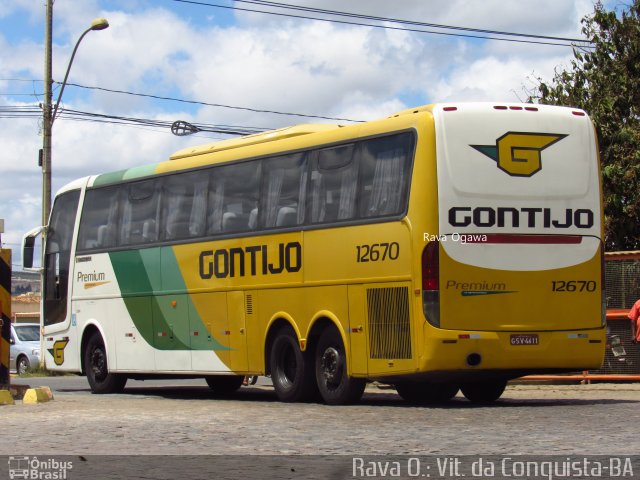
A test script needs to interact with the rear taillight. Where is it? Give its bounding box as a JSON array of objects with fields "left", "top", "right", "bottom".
[{"left": 422, "top": 241, "right": 440, "bottom": 327}]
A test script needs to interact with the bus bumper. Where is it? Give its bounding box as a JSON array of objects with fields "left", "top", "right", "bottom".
[{"left": 414, "top": 326, "right": 607, "bottom": 378}]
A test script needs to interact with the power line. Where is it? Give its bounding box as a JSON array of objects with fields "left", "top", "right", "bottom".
[
  {"left": 61, "top": 81, "right": 364, "bottom": 122},
  {"left": 0, "top": 78, "right": 364, "bottom": 123},
  {"left": 170, "top": 0, "right": 591, "bottom": 47},
  {"left": 238, "top": 0, "right": 590, "bottom": 43},
  {"left": 0, "top": 104, "right": 271, "bottom": 135},
  {"left": 62, "top": 107, "right": 269, "bottom": 135}
]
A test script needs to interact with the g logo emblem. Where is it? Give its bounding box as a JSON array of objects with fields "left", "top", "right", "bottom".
[
  {"left": 47, "top": 339, "right": 69, "bottom": 366},
  {"left": 472, "top": 132, "right": 567, "bottom": 177}
]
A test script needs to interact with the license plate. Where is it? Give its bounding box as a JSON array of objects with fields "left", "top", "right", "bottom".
[{"left": 510, "top": 334, "right": 539, "bottom": 346}]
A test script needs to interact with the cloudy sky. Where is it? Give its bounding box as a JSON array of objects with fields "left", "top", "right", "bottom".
[{"left": 0, "top": 0, "right": 611, "bottom": 267}]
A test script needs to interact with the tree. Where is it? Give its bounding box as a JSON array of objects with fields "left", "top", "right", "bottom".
[{"left": 530, "top": 1, "right": 640, "bottom": 250}]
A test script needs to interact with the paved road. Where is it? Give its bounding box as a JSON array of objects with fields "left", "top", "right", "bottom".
[{"left": 3, "top": 376, "right": 640, "bottom": 457}]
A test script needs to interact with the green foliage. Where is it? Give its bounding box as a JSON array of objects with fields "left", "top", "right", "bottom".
[{"left": 529, "top": 1, "right": 640, "bottom": 250}]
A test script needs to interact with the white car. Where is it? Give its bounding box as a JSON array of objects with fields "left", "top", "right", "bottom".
[{"left": 9, "top": 323, "right": 41, "bottom": 374}]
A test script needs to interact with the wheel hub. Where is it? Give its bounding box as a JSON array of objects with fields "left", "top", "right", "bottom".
[
  {"left": 91, "top": 348, "right": 107, "bottom": 380},
  {"left": 320, "top": 347, "right": 342, "bottom": 384}
]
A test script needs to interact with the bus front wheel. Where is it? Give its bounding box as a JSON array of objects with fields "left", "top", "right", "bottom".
[
  {"left": 460, "top": 380, "right": 507, "bottom": 403},
  {"left": 315, "top": 327, "right": 365, "bottom": 405},
  {"left": 269, "top": 326, "right": 317, "bottom": 402},
  {"left": 84, "top": 331, "right": 127, "bottom": 394}
]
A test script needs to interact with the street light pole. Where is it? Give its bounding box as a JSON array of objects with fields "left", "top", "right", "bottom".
[
  {"left": 41, "top": 7, "right": 109, "bottom": 227},
  {"left": 51, "top": 18, "right": 110, "bottom": 123}
]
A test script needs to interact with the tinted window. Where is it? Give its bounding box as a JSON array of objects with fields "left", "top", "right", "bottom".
[
  {"left": 308, "top": 144, "right": 357, "bottom": 224},
  {"left": 358, "top": 132, "right": 414, "bottom": 218},
  {"left": 78, "top": 186, "right": 121, "bottom": 250},
  {"left": 261, "top": 153, "right": 308, "bottom": 229},
  {"left": 207, "top": 161, "right": 260, "bottom": 235},
  {"left": 161, "top": 171, "right": 208, "bottom": 241},
  {"left": 119, "top": 180, "right": 160, "bottom": 246}
]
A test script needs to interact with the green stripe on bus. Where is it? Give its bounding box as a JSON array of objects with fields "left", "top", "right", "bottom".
[
  {"left": 93, "top": 164, "right": 158, "bottom": 186},
  {"left": 109, "top": 248, "right": 227, "bottom": 351},
  {"left": 161, "top": 247, "right": 228, "bottom": 351}
]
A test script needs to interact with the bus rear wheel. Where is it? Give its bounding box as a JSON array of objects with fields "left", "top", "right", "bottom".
[
  {"left": 460, "top": 380, "right": 507, "bottom": 403},
  {"left": 205, "top": 375, "right": 244, "bottom": 394},
  {"left": 84, "top": 331, "right": 127, "bottom": 394},
  {"left": 315, "top": 327, "right": 365, "bottom": 405},
  {"left": 395, "top": 382, "right": 459, "bottom": 404},
  {"left": 269, "top": 325, "right": 317, "bottom": 402}
]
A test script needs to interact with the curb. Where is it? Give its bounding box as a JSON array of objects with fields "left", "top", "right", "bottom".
[
  {"left": 23, "top": 386, "right": 54, "bottom": 404},
  {"left": 0, "top": 390, "right": 14, "bottom": 405}
]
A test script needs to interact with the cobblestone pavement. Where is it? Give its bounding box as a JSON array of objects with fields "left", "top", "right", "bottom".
[{"left": 2, "top": 379, "right": 639, "bottom": 456}]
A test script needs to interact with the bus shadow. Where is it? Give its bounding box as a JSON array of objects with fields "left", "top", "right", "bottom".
[
  {"left": 110, "top": 385, "right": 639, "bottom": 408},
  {"left": 119, "top": 385, "right": 282, "bottom": 402}
]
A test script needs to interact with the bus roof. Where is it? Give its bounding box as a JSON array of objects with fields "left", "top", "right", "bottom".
[{"left": 169, "top": 123, "right": 342, "bottom": 160}]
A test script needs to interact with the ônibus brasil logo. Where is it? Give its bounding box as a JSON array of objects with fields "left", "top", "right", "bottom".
[{"left": 471, "top": 132, "right": 567, "bottom": 177}]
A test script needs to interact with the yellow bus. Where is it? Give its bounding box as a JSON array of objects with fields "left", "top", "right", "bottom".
[{"left": 23, "top": 103, "right": 605, "bottom": 404}]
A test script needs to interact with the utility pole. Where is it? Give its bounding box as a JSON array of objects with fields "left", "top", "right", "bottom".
[
  {"left": 42, "top": 0, "right": 53, "bottom": 227},
  {"left": 40, "top": 0, "right": 53, "bottom": 371}
]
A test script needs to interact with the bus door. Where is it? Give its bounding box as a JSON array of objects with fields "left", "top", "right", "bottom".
[
  {"left": 44, "top": 190, "right": 80, "bottom": 328},
  {"left": 226, "top": 291, "right": 249, "bottom": 372},
  {"left": 41, "top": 190, "right": 81, "bottom": 370}
]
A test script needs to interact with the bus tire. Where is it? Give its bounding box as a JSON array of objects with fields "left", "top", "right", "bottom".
[
  {"left": 84, "top": 331, "right": 127, "bottom": 394},
  {"left": 205, "top": 375, "right": 244, "bottom": 394},
  {"left": 395, "top": 382, "right": 459, "bottom": 404},
  {"left": 269, "top": 326, "right": 317, "bottom": 402},
  {"left": 460, "top": 380, "right": 507, "bottom": 403},
  {"left": 315, "top": 327, "right": 365, "bottom": 405}
]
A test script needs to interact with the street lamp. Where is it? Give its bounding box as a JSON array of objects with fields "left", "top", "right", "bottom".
[
  {"left": 41, "top": 11, "right": 109, "bottom": 226},
  {"left": 51, "top": 18, "right": 109, "bottom": 123}
]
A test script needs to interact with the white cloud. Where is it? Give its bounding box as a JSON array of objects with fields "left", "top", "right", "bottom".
[{"left": 430, "top": 54, "right": 571, "bottom": 102}]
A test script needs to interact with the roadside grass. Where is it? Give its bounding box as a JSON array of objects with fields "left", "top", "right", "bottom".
[{"left": 17, "top": 366, "right": 76, "bottom": 377}]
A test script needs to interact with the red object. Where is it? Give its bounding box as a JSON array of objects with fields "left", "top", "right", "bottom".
[{"left": 627, "top": 299, "right": 640, "bottom": 343}]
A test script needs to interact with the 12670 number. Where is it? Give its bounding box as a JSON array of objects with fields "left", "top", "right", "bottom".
[
  {"left": 356, "top": 242, "right": 400, "bottom": 263},
  {"left": 551, "top": 280, "right": 597, "bottom": 292}
]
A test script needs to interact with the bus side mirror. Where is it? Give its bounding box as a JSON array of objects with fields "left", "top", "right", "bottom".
[{"left": 22, "top": 226, "right": 45, "bottom": 272}]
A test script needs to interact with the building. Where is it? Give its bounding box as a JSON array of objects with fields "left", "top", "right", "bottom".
[{"left": 11, "top": 293, "right": 40, "bottom": 324}]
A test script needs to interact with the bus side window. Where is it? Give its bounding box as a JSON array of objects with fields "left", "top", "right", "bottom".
[
  {"left": 161, "top": 171, "right": 208, "bottom": 241},
  {"left": 308, "top": 144, "right": 356, "bottom": 224},
  {"left": 358, "top": 133, "right": 414, "bottom": 218},
  {"left": 119, "top": 180, "right": 160, "bottom": 246},
  {"left": 207, "top": 161, "right": 260, "bottom": 235},
  {"left": 78, "top": 186, "right": 120, "bottom": 250},
  {"left": 261, "top": 152, "right": 308, "bottom": 229}
]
